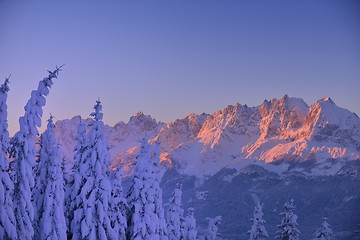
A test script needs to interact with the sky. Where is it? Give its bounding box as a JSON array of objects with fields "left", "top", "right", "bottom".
[{"left": 0, "top": 0, "right": 359, "bottom": 136}]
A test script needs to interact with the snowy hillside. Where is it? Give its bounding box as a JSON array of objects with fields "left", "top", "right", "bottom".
[
  {"left": 54, "top": 95, "right": 360, "bottom": 177},
  {"left": 158, "top": 161, "right": 360, "bottom": 239}
]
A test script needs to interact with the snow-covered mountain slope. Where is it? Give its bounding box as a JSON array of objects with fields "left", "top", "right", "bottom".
[
  {"left": 158, "top": 161, "right": 360, "bottom": 240},
  {"left": 53, "top": 96, "right": 360, "bottom": 177},
  {"left": 54, "top": 112, "right": 163, "bottom": 172},
  {"left": 242, "top": 97, "right": 360, "bottom": 165}
]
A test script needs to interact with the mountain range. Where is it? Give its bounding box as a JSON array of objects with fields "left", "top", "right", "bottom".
[
  {"left": 55, "top": 95, "right": 360, "bottom": 177},
  {"left": 53, "top": 95, "right": 360, "bottom": 239}
]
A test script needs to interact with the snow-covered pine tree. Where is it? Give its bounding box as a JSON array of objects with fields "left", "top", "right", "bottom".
[
  {"left": 0, "top": 77, "right": 17, "bottom": 239},
  {"left": 166, "top": 183, "right": 185, "bottom": 240},
  {"left": 313, "top": 217, "right": 333, "bottom": 240},
  {"left": 10, "top": 66, "right": 62, "bottom": 240},
  {"left": 109, "top": 166, "right": 128, "bottom": 240},
  {"left": 33, "top": 116, "right": 66, "bottom": 240},
  {"left": 184, "top": 207, "right": 197, "bottom": 240},
  {"left": 66, "top": 120, "right": 87, "bottom": 238},
  {"left": 127, "top": 137, "right": 168, "bottom": 240},
  {"left": 204, "top": 216, "right": 222, "bottom": 240},
  {"left": 248, "top": 202, "right": 269, "bottom": 240},
  {"left": 71, "top": 100, "right": 113, "bottom": 240},
  {"left": 276, "top": 199, "right": 301, "bottom": 240}
]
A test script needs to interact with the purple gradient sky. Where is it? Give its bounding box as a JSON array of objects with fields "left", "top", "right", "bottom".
[{"left": 0, "top": 1, "right": 359, "bottom": 136}]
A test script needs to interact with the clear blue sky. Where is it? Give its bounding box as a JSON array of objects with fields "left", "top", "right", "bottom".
[{"left": 1, "top": 0, "right": 359, "bottom": 135}]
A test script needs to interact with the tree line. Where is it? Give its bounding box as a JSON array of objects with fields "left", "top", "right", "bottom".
[{"left": 0, "top": 68, "right": 350, "bottom": 240}]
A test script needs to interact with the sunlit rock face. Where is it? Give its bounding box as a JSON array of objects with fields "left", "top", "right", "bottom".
[{"left": 258, "top": 95, "right": 308, "bottom": 139}]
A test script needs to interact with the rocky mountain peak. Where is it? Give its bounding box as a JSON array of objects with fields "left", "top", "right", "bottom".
[
  {"left": 300, "top": 97, "right": 360, "bottom": 147},
  {"left": 128, "top": 111, "right": 160, "bottom": 132},
  {"left": 318, "top": 97, "right": 335, "bottom": 104},
  {"left": 258, "top": 95, "right": 308, "bottom": 139}
]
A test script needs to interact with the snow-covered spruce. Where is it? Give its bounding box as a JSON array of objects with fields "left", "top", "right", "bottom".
[
  {"left": 313, "top": 217, "right": 333, "bottom": 240},
  {"left": 70, "top": 100, "right": 113, "bottom": 240},
  {"left": 276, "top": 199, "right": 301, "bottom": 240},
  {"left": 9, "top": 66, "right": 62, "bottom": 240},
  {"left": 66, "top": 120, "right": 87, "bottom": 238},
  {"left": 184, "top": 208, "right": 197, "bottom": 240},
  {"left": 33, "top": 116, "right": 66, "bottom": 240},
  {"left": 109, "top": 166, "right": 128, "bottom": 240},
  {"left": 204, "top": 216, "right": 222, "bottom": 240},
  {"left": 127, "top": 137, "right": 168, "bottom": 240},
  {"left": 166, "top": 183, "right": 185, "bottom": 240},
  {"left": 248, "top": 202, "right": 269, "bottom": 240},
  {"left": 0, "top": 77, "right": 17, "bottom": 239}
]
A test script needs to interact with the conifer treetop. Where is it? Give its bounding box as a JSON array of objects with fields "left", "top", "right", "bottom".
[
  {"left": 40, "top": 65, "right": 63, "bottom": 92},
  {"left": 248, "top": 202, "right": 269, "bottom": 240},
  {"left": 184, "top": 207, "right": 197, "bottom": 240},
  {"left": 0, "top": 76, "right": 10, "bottom": 94},
  {"left": 314, "top": 217, "right": 334, "bottom": 240},
  {"left": 47, "top": 114, "right": 55, "bottom": 129},
  {"left": 187, "top": 207, "right": 195, "bottom": 216},
  {"left": 176, "top": 182, "right": 182, "bottom": 189},
  {"left": 0, "top": 77, "right": 10, "bottom": 152},
  {"left": 18, "top": 65, "right": 63, "bottom": 138},
  {"left": 46, "top": 65, "right": 63, "bottom": 81},
  {"left": 276, "top": 199, "right": 300, "bottom": 240},
  {"left": 284, "top": 199, "right": 295, "bottom": 211},
  {"left": 205, "top": 216, "right": 222, "bottom": 240},
  {"left": 75, "top": 120, "right": 87, "bottom": 149},
  {"left": 90, "top": 99, "right": 103, "bottom": 121}
]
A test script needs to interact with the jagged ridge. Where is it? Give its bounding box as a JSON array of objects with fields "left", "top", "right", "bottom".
[{"left": 54, "top": 96, "right": 360, "bottom": 177}]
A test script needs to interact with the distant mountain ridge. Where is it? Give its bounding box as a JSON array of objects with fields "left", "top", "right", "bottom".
[{"left": 54, "top": 95, "right": 360, "bottom": 177}]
